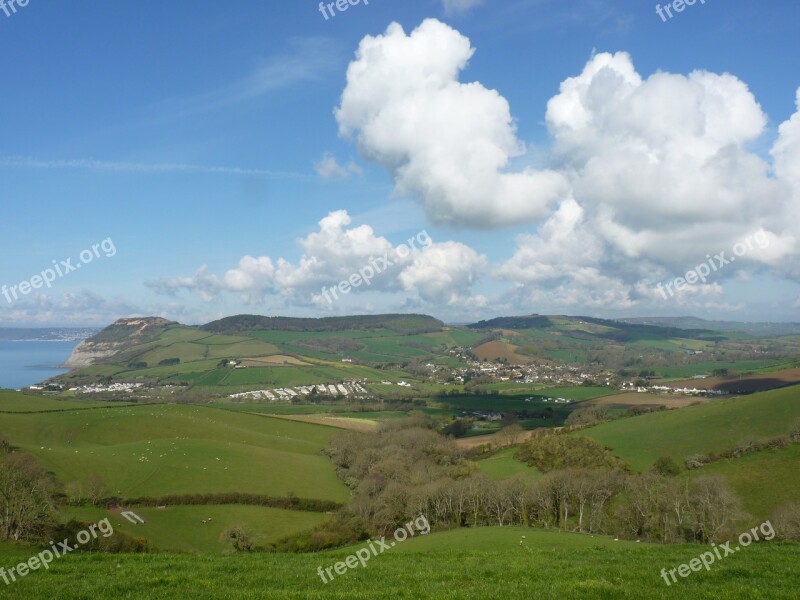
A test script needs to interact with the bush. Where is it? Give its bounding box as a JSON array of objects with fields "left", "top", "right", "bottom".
[
  {"left": 51, "top": 519, "right": 148, "bottom": 553},
  {"left": 565, "top": 406, "right": 611, "bottom": 428},
  {"left": 514, "top": 435, "right": 627, "bottom": 472},
  {"left": 268, "top": 516, "right": 366, "bottom": 553},
  {"left": 685, "top": 454, "right": 709, "bottom": 470},
  {"left": 650, "top": 456, "right": 681, "bottom": 477},
  {"left": 770, "top": 503, "right": 800, "bottom": 541},
  {"left": 102, "top": 493, "right": 340, "bottom": 513},
  {"left": 220, "top": 524, "right": 254, "bottom": 552}
]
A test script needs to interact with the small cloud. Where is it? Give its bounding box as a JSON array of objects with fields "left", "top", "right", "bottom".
[
  {"left": 442, "top": 0, "right": 484, "bottom": 16},
  {"left": 314, "top": 152, "right": 362, "bottom": 180}
]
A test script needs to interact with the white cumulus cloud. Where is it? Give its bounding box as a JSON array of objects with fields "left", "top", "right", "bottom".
[{"left": 335, "top": 19, "right": 570, "bottom": 228}]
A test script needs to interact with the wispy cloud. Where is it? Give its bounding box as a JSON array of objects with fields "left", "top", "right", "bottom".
[
  {"left": 153, "top": 37, "right": 340, "bottom": 118},
  {"left": 314, "top": 152, "right": 362, "bottom": 180},
  {"left": 442, "top": 0, "right": 485, "bottom": 16},
  {"left": 0, "top": 157, "right": 307, "bottom": 179}
]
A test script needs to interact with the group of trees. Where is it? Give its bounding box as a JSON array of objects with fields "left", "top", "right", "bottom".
[
  {"left": 0, "top": 438, "right": 147, "bottom": 552},
  {"left": 514, "top": 434, "right": 625, "bottom": 472},
  {"left": 315, "top": 419, "right": 755, "bottom": 549},
  {"left": 0, "top": 438, "right": 60, "bottom": 542}
]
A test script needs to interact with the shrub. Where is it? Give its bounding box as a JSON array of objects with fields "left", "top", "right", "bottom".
[
  {"left": 650, "top": 456, "right": 681, "bottom": 477},
  {"left": 51, "top": 520, "right": 148, "bottom": 553},
  {"left": 514, "top": 435, "right": 626, "bottom": 472},
  {"left": 770, "top": 503, "right": 800, "bottom": 541},
  {"left": 685, "top": 454, "right": 709, "bottom": 470},
  {"left": 220, "top": 524, "right": 254, "bottom": 552}
]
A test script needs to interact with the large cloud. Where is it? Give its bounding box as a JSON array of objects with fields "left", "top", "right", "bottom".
[
  {"left": 398, "top": 241, "right": 487, "bottom": 305},
  {"left": 149, "top": 210, "right": 487, "bottom": 309},
  {"left": 492, "top": 52, "right": 800, "bottom": 312},
  {"left": 335, "top": 19, "right": 570, "bottom": 228},
  {"left": 152, "top": 35, "right": 800, "bottom": 318},
  {"left": 545, "top": 52, "right": 796, "bottom": 264}
]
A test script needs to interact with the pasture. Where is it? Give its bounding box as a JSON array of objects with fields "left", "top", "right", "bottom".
[
  {"left": 574, "top": 387, "right": 800, "bottom": 472},
  {"left": 62, "top": 505, "right": 330, "bottom": 553},
  {"left": 0, "top": 527, "right": 797, "bottom": 599},
  {"left": 0, "top": 404, "right": 348, "bottom": 502}
]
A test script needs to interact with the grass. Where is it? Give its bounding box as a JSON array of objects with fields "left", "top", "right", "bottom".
[
  {"left": 0, "top": 404, "right": 348, "bottom": 502},
  {"left": 689, "top": 444, "right": 800, "bottom": 519},
  {"left": 475, "top": 448, "right": 541, "bottom": 482},
  {"left": 655, "top": 359, "right": 797, "bottom": 379},
  {"left": 0, "top": 527, "right": 797, "bottom": 599},
  {"left": 61, "top": 505, "right": 330, "bottom": 553},
  {"left": 429, "top": 386, "right": 618, "bottom": 411},
  {"left": 0, "top": 391, "right": 117, "bottom": 412},
  {"left": 575, "top": 387, "right": 800, "bottom": 471}
]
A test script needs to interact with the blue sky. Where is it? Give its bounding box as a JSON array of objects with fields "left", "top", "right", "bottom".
[{"left": 1, "top": 0, "right": 799, "bottom": 326}]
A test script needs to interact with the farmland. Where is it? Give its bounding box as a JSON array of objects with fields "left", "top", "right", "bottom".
[
  {"left": 573, "top": 387, "right": 800, "bottom": 472},
  {"left": 61, "top": 505, "right": 330, "bottom": 554},
  {"left": 0, "top": 402, "right": 348, "bottom": 502},
  {"left": 0, "top": 527, "right": 798, "bottom": 599}
]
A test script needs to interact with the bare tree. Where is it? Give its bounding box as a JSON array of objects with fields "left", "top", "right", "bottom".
[
  {"left": 0, "top": 453, "right": 59, "bottom": 541},
  {"left": 690, "top": 476, "right": 744, "bottom": 542},
  {"left": 86, "top": 474, "right": 108, "bottom": 506}
]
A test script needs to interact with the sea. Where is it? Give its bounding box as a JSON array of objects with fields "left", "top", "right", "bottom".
[{"left": 0, "top": 340, "right": 79, "bottom": 390}]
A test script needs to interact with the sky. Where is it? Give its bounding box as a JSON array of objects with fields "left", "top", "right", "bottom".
[{"left": 1, "top": 0, "right": 799, "bottom": 327}]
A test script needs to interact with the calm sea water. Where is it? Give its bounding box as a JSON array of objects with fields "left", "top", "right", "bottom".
[{"left": 0, "top": 340, "right": 79, "bottom": 390}]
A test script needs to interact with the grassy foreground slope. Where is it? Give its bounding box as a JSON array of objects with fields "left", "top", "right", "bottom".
[
  {"left": 0, "top": 404, "right": 348, "bottom": 501},
  {"left": 574, "top": 387, "right": 800, "bottom": 471},
  {"left": 0, "top": 528, "right": 797, "bottom": 599}
]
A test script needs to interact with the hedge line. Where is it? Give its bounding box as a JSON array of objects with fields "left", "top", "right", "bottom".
[{"left": 69, "top": 493, "right": 342, "bottom": 513}]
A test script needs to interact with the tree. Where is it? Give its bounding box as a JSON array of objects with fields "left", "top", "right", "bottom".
[
  {"left": 220, "top": 524, "right": 254, "bottom": 552},
  {"left": 515, "top": 434, "right": 626, "bottom": 472},
  {"left": 650, "top": 456, "right": 681, "bottom": 477},
  {"left": 689, "top": 476, "right": 743, "bottom": 542},
  {"left": 565, "top": 406, "right": 611, "bottom": 429},
  {"left": 86, "top": 474, "right": 108, "bottom": 506},
  {"left": 65, "top": 481, "right": 85, "bottom": 504},
  {"left": 496, "top": 424, "right": 525, "bottom": 448},
  {"left": 0, "top": 453, "right": 59, "bottom": 541},
  {"left": 771, "top": 503, "right": 800, "bottom": 541}
]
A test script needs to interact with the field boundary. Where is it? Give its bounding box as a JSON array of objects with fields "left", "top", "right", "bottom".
[{"left": 78, "top": 493, "right": 344, "bottom": 513}]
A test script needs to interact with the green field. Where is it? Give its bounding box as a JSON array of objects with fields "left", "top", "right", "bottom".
[
  {"left": 0, "top": 391, "right": 120, "bottom": 413},
  {"left": 0, "top": 527, "right": 797, "bottom": 599},
  {"left": 0, "top": 404, "right": 348, "bottom": 502},
  {"left": 656, "top": 359, "right": 798, "bottom": 379},
  {"left": 62, "top": 505, "right": 330, "bottom": 553},
  {"left": 431, "top": 387, "right": 613, "bottom": 412},
  {"left": 575, "top": 387, "right": 800, "bottom": 471},
  {"left": 475, "top": 448, "right": 541, "bottom": 482},
  {"left": 689, "top": 444, "right": 800, "bottom": 519}
]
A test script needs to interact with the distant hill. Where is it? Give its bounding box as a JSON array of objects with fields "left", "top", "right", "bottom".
[
  {"left": 468, "top": 315, "right": 553, "bottom": 330},
  {"left": 619, "top": 316, "right": 800, "bottom": 337},
  {"left": 58, "top": 313, "right": 452, "bottom": 387},
  {"left": 65, "top": 317, "right": 177, "bottom": 367},
  {"left": 201, "top": 314, "right": 443, "bottom": 335},
  {"left": 0, "top": 327, "right": 98, "bottom": 342},
  {"left": 468, "top": 314, "right": 719, "bottom": 342}
]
